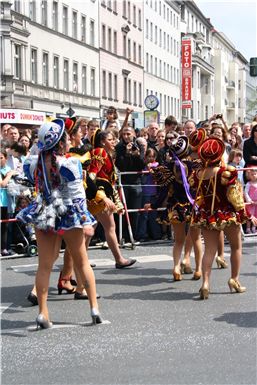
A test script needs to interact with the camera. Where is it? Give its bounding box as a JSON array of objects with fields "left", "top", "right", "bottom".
[
  {"left": 216, "top": 114, "right": 223, "bottom": 119},
  {"left": 131, "top": 138, "right": 140, "bottom": 151}
]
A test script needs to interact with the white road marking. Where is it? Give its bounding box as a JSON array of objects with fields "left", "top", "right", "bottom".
[{"left": 0, "top": 306, "right": 10, "bottom": 315}]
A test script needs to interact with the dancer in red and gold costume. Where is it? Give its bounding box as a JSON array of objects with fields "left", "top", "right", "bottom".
[
  {"left": 88, "top": 129, "right": 137, "bottom": 268},
  {"left": 190, "top": 137, "right": 250, "bottom": 299}
]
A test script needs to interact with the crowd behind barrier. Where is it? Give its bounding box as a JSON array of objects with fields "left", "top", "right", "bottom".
[{"left": 1, "top": 110, "right": 257, "bottom": 257}]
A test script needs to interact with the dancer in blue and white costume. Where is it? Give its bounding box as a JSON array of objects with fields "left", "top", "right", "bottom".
[{"left": 17, "top": 119, "right": 102, "bottom": 328}]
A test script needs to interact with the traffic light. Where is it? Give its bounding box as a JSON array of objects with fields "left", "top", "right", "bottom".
[{"left": 250, "top": 57, "right": 257, "bottom": 77}]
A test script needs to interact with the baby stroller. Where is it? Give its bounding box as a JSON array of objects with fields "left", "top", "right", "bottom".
[{"left": 8, "top": 176, "right": 38, "bottom": 257}]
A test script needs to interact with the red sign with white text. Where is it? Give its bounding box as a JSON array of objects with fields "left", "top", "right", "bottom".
[{"left": 181, "top": 37, "right": 192, "bottom": 109}]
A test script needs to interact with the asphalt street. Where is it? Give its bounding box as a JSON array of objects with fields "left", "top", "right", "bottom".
[{"left": 1, "top": 237, "right": 257, "bottom": 385}]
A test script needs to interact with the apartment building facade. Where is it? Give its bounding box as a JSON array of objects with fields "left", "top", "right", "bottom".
[
  {"left": 144, "top": 0, "right": 181, "bottom": 123},
  {"left": 1, "top": 0, "right": 100, "bottom": 119},
  {"left": 99, "top": 0, "right": 144, "bottom": 121}
]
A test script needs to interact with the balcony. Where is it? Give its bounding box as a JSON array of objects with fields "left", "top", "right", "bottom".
[{"left": 192, "top": 52, "right": 214, "bottom": 75}]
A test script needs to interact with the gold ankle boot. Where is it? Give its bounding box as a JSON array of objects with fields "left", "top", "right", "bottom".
[
  {"left": 216, "top": 256, "right": 228, "bottom": 269},
  {"left": 228, "top": 278, "right": 246, "bottom": 293}
]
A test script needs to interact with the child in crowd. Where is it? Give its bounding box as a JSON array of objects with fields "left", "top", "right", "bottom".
[
  {"left": 15, "top": 196, "right": 36, "bottom": 243},
  {"left": 244, "top": 168, "right": 257, "bottom": 234},
  {"left": 136, "top": 148, "right": 161, "bottom": 241},
  {"left": 102, "top": 106, "right": 121, "bottom": 131},
  {"left": 228, "top": 149, "right": 244, "bottom": 185}
]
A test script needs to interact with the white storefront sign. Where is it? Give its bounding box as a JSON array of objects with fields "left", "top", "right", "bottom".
[{"left": 0, "top": 109, "right": 46, "bottom": 125}]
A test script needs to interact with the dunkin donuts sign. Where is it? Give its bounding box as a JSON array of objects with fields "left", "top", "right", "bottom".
[{"left": 0, "top": 109, "right": 46, "bottom": 125}]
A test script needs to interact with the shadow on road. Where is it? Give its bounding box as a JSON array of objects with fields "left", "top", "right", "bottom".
[{"left": 214, "top": 311, "right": 257, "bottom": 328}]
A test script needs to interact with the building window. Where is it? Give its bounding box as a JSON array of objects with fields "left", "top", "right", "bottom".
[
  {"left": 159, "top": 28, "right": 162, "bottom": 47},
  {"left": 81, "top": 15, "right": 86, "bottom": 42},
  {"left": 167, "top": 34, "right": 169, "bottom": 51},
  {"left": 138, "top": 45, "right": 142, "bottom": 64},
  {"left": 138, "top": 9, "right": 142, "bottom": 29},
  {"left": 128, "top": 39, "right": 131, "bottom": 59},
  {"left": 31, "top": 48, "right": 37, "bottom": 83},
  {"left": 150, "top": 55, "right": 153, "bottom": 73},
  {"left": 53, "top": 55, "right": 59, "bottom": 88},
  {"left": 197, "top": 101, "right": 200, "bottom": 119},
  {"left": 52, "top": 1, "right": 58, "bottom": 31},
  {"left": 102, "top": 70, "right": 106, "bottom": 97},
  {"left": 146, "top": 53, "right": 149, "bottom": 72},
  {"left": 63, "top": 59, "right": 69, "bottom": 90},
  {"left": 155, "top": 25, "right": 157, "bottom": 44},
  {"left": 133, "top": 42, "right": 136, "bottom": 62},
  {"left": 133, "top": 81, "right": 137, "bottom": 105},
  {"left": 133, "top": 5, "right": 136, "bottom": 25},
  {"left": 90, "top": 20, "right": 95, "bottom": 46},
  {"left": 113, "top": 0, "right": 117, "bottom": 13},
  {"left": 42, "top": 52, "right": 49, "bottom": 86},
  {"left": 205, "top": 105, "right": 208, "bottom": 120},
  {"left": 82, "top": 65, "right": 87, "bottom": 94},
  {"left": 108, "top": 27, "right": 112, "bottom": 51},
  {"left": 63, "top": 6, "right": 68, "bottom": 34},
  {"left": 122, "top": 0, "right": 126, "bottom": 17},
  {"left": 114, "top": 74, "right": 118, "bottom": 100},
  {"left": 123, "top": 76, "right": 127, "bottom": 102},
  {"left": 123, "top": 34, "right": 126, "bottom": 57},
  {"left": 128, "top": 79, "right": 131, "bottom": 103},
  {"left": 73, "top": 62, "right": 78, "bottom": 92},
  {"left": 90, "top": 67, "right": 95, "bottom": 96},
  {"left": 159, "top": 59, "right": 162, "bottom": 77},
  {"left": 113, "top": 31, "right": 117, "bottom": 54},
  {"left": 41, "top": 0, "right": 47, "bottom": 26},
  {"left": 146, "top": 19, "right": 149, "bottom": 39},
  {"left": 29, "top": 0, "right": 36, "bottom": 21},
  {"left": 108, "top": 72, "right": 112, "bottom": 99},
  {"left": 14, "top": 0, "right": 21, "bottom": 12},
  {"left": 150, "top": 22, "right": 153, "bottom": 40},
  {"left": 72, "top": 11, "right": 78, "bottom": 39},
  {"left": 163, "top": 31, "right": 166, "bottom": 49},
  {"left": 139, "top": 82, "right": 142, "bottom": 105},
  {"left": 102, "top": 24, "right": 106, "bottom": 49},
  {"left": 155, "top": 57, "right": 157, "bottom": 75},
  {"left": 127, "top": 1, "right": 131, "bottom": 22}
]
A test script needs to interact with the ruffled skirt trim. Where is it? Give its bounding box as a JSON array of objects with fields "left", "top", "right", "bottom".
[
  {"left": 16, "top": 197, "right": 96, "bottom": 233},
  {"left": 191, "top": 209, "right": 248, "bottom": 230},
  {"left": 157, "top": 202, "right": 192, "bottom": 224}
]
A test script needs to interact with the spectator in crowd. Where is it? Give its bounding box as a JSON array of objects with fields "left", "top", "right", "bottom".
[
  {"left": 1, "top": 124, "right": 12, "bottom": 140},
  {"left": 0, "top": 148, "right": 18, "bottom": 256},
  {"left": 242, "top": 123, "right": 251, "bottom": 143},
  {"left": 244, "top": 168, "right": 257, "bottom": 234},
  {"left": 156, "top": 129, "right": 166, "bottom": 151},
  {"left": 74, "top": 117, "right": 88, "bottom": 144},
  {"left": 83, "top": 120, "right": 99, "bottom": 148},
  {"left": 139, "top": 127, "right": 149, "bottom": 141},
  {"left": 147, "top": 122, "right": 159, "bottom": 152},
  {"left": 243, "top": 123, "right": 257, "bottom": 168},
  {"left": 136, "top": 148, "right": 162, "bottom": 242},
  {"left": 228, "top": 149, "right": 244, "bottom": 185},
  {"left": 115, "top": 126, "right": 146, "bottom": 242},
  {"left": 19, "top": 135, "right": 32, "bottom": 157},
  {"left": 102, "top": 106, "right": 121, "bottom": 131},
  {"left": 210, "top": 125, "right": 231, "bottom": 163},
  {"left": 157, "top": 131, "right": 179, "bottom": 165},
  {"left": 183, "top": 120, "right": 196, "bottom": 138},
  {"left": 164, "top": 115, "right": 177, "bottom": 134},
  {"left": 7, "top": 126, "right": 20, "bottom": 145}
]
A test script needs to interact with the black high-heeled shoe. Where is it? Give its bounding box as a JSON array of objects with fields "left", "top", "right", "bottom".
[
  {"left": 57, "top": 272, "right": 76, "bottom": 295},
  {"left": 91, "top": 308, "right": 103, "bottom": 325},
  {"left": 74, "top": 291, "right": 101, "bottom": 300},
  {"left": 27, "top": 292, "right": 38, "bottom": 306},
  {"left": 36, "top": 314, "right": 53, "bottom": 329}
]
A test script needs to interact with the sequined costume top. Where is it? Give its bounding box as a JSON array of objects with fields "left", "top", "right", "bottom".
[
  {"left": 190, "top": 165, "right": 248, "bottom": 230},
  {"left": 16, "top": 154, "right": 95, "bottom": 233}
]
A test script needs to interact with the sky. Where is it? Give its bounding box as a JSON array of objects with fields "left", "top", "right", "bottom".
[{"left": 194, "top": 0, "right": 257, "bottom": 60}]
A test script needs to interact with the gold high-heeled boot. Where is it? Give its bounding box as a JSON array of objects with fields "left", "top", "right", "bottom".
[
  {"left": 216, "top": 256, "right": 228, "bottom": 269},
  {"left": 228, "top": 278, "right": 246, "bottom": 293},
  {"left": 199, "top": 286, "right": 209, "bottom": 300}
]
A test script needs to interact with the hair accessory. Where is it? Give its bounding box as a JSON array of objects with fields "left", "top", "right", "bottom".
[{"left": 65, "top": 117, "right": 77, "bottom": 135}]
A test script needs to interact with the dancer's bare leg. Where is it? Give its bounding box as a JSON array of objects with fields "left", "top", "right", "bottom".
[
  {"left": 172, "top": 222, "right": 186, "bottom": 274},
  {"left": 201, "top": 229, "right": 220, "bottom": 289},
  {"left": 96, "top": 212, "right": 129, "bottom": 265},
  {"left": 35, "top": 229, "right": 62, "bottom": 320},
  {"left": 62, "top": 228, "right": 98, "bottom": 310}
]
